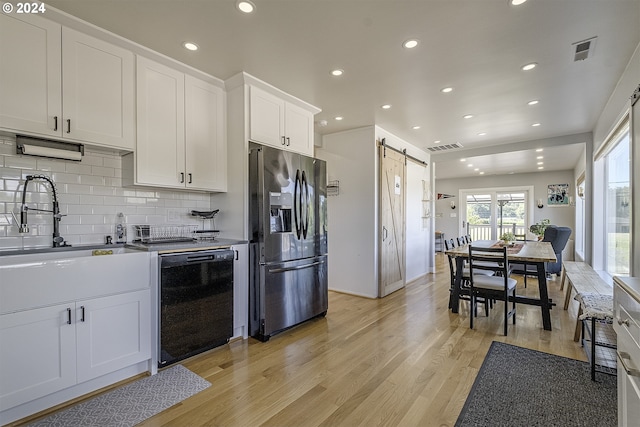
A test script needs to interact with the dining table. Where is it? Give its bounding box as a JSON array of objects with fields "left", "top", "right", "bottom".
[{"left": 445, "top": 240, "right": 557, "bottom": 331}]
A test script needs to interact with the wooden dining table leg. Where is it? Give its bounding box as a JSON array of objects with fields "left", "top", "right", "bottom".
[{"left": 536, "top": 262, "right": 552, "bottom": 330}]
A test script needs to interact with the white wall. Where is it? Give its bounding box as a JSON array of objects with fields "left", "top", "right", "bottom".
[
  {"left": 0, "top": 135, "right": 212, "bottom": 250},
  {"left": 434, "top": 170, "right": 576, "bottom": 243},
  {"left": 316, "top": 127, "right": 378, "bottom": 298},
  {"left": 316, "top": 125, "right": 431, "bottom": 298}
]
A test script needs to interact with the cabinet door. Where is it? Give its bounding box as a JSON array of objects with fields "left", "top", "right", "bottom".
[
  {"left": 232, "top": 244, "right": 248, "bottom": 338},
  {"left": 285, "top": 102, "right": 314, "bottom": 155},
  {"left": 136, "top": 56, "right": 185, "bottom": 188},
  {"left": 62, "top": 28, "right": 135, "bottom": 150},
  {"left": 0, "top": 304, "right": 76, "bottom": 411},
  {"left": 0, "top": 13, "right": 62, "bottom": 138},
  {"left": 76, "top": 290, "right": 151, "bottom": 383},
  {"left": 185, "top": 75, "right": 227, "bottom": 191},
  {"left": 249, "top": 86, "right": 285, "bottom": 148}
]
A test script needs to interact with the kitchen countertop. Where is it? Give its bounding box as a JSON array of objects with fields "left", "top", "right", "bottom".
[
  {"left": 126, "top": 237, "right": 247, "bottom": 253},
  {"left": 614, "top": 276, "right": 640, "bottom": 303}
]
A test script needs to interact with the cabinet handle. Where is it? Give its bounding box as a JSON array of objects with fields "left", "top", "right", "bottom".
[
  {"left": 54, "top": 116, "right": 58, "bottom": 131},
  {"left": 180, "top": 172, "right": 185, "bottom": 183},
  {"left": 80, "top": 306, "right": 85, "bottom": 322},
  {"left": 281, "top": 136, "right": 286, "bottom": 146},
  {"left": 66, "top": 119, "right": 71, "bottom": 134},
  {"left": 188, "top": 173, "right": 192, "bottom": 184},
  {"left": 66, "top": 307, "right": 72, "bottom": 325},
  {"left": 618, "top": 351, "right": 640, "bottom": 377},
  {"left": 235, "top": 250, "right": 239, "bottom": 260},
  {"left": 286, "top": 137, "right": 291, "bottom": 146},
  {"left": 618, "top": 318, "right": 631, "bottom": 327}
]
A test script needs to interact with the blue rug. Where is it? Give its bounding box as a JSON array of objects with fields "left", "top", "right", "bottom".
[
  {"left": 456, "top": 341, "right": 617, "bottom": 427},
  {"left": 30, "top": 365, "right": 210, "bottom": 427}
]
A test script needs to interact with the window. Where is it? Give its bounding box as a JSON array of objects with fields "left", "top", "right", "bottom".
[{"left": 594, "top": 115, "right": 631, "bottom": 277}]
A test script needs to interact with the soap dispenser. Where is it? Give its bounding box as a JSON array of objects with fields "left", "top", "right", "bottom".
[{"left": 115, "top": 212, "right": 127, "bottom": 243}]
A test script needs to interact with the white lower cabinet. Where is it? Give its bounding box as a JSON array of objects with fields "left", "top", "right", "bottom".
[
  {"left": 0, "top": 303, "right": 77, "bottom": 412},
  {"left": 76, "top": 290, "right": 151, "bottom": 383},
  {"left": 0, "top": 289, "right": 150, "bottom": 418}
]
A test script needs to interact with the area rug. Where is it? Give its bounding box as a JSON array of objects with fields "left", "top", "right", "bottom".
[
  {"left": 30, "top": 365, "right": 211, "bottom": 427},
  {"left": 455, "top": 341, "right": 617, "bottom": 427}
]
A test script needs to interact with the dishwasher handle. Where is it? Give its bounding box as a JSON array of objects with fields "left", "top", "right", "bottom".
[{"left": 160, "top": 250, "right": 234, "bottom": 267}]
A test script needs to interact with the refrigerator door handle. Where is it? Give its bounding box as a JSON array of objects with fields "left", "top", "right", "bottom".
[
  {"left": 268, "top": 260, "right": 324, "bottom": 274},
  {"left": 301, "top": 170, "right": 309, "bottom": 239},
  {"left": 294, "top": 169, "right": 302, "bottom": 239}
]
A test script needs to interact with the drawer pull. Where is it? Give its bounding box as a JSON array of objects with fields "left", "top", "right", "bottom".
[
  {"left": 618, "top": 318, "right": 631, "bottom": 327},
  {"left": 617, "top": 351, "right": 640, "bottom": 377}
]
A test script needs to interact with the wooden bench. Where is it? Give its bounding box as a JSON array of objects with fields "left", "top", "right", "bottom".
[{"left": 560, "top": 261, "right": 613, "bottom": 342}]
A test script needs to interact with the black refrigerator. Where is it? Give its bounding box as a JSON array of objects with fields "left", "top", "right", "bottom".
[{"left": 248, "top": 142, "right": 328, "bottom": 341}]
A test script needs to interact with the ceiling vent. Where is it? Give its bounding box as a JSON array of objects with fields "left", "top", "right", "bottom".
[
  {"left": 426, "top": 142, "right": 464, "bottom": 152},
  {"left": 572, "top": 36, "right": 597, "bottom": 62}
]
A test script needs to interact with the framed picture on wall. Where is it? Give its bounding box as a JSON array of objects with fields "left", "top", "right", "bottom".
[{"left": 547, "top": 183, "right": 570, "bottom": 206}]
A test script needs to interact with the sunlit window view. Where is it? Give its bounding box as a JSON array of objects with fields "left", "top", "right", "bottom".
[
  {"left": 605, "top": 133, "right": 630, "bottom": 276},
  {"left": 465, "top": 193, "right": 526, "bottom": 241}
]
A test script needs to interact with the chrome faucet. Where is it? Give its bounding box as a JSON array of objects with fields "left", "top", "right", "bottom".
[{"left": 19, "top": 174, "right": 68, "bottom": 247}]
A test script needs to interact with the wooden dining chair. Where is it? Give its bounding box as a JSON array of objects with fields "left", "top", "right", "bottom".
[
  {"left": 468, "top": 245, "right": 517, "bottom": 336},
  {"left": 445, "top": 239, "right": 492, "bottom": 311}
]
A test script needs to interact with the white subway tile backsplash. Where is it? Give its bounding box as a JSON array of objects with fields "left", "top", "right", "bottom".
[{"left": 0, "top": 138, "right": 216, "bottom": 250}]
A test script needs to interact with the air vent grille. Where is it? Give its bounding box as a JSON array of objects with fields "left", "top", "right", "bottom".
[
  {"left": 426, "top": 142, "right": 464, "bottom": 152},
  {"left": 572, "top": 36, "right": 597, "bottom": 62}
]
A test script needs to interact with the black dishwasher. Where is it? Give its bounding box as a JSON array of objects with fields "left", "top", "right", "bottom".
[{"left": 159, "top": 249, "right": 234, "bottom": 368}]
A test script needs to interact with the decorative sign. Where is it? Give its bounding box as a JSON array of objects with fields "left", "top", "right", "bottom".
[{"left": 547, "top": 183, "right": 569, "bottom": 206}]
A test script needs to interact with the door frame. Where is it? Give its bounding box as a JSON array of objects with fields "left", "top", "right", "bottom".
[{"left": 459, "top": 185, "right": 535, "bottom": 240}]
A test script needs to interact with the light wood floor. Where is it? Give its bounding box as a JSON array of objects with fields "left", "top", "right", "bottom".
[{"left": 42, "top": 254, "right": 589, "bottom": 427}]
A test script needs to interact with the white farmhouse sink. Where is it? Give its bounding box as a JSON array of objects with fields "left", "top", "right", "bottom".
[{"left": 0, "top": 248, "right": 152, "bottom": 314}]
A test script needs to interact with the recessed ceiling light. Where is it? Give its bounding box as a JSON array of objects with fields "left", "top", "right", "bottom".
[
  {"left": 479, "top": 171, "right": 485, "bottom": 175},
  {"left": 537, "top": 156, "right": 544, "bottom": 159},
  {"left": 510, "top": 0, "right": 528, "bottom": 5},
  {"left": 236, "top": 0, "right": 255, "bottom": 13},
  {"left": 537, "top": 162, "right": 544, "bottom": 165},
  {"left": 536, "top": 148, "right": 544, "bottom": 152},
  {"left": 467, "top": 164, "right": 473, "bottom": 167},
  {"left": 381, "top": 104, "right": 391, "bottom": 109},
  {"left": 412, "top": 126, "right": 421, "bottom": 130},
  {"left": 183, "top": 42, "right": 199, "bottom": 51},
  {"left": 528, "top": 100, "right": 539, "bottom": 106},
  {"left": 460, "top": 158, "right": 466, "bottom": 162},
  {"left": 331, "top": 69, "right": 344, "bottom": 76},
  {"left": 478, "top": 132, "right": 487, "bottom": 136},
  {"left": 335, "top": 116, "right": 343, "bottom": 121},
  {"left": 441, "top": 87, "right": 453, "bottom": 93},
  {"left": 474, "top": 168, "right": 479, "bottom": 171},
  {"left": 532, "top": 122, "right": 541, "bottom": 127},
  {"left": 538, "top": 166, "right": 544, "bottom": 170},
  {"left": 463, "top": 114, "right": 474, "bottom": 119},
  {"left": 434, "top": 140, "right": 441, "bottom": 144},
  {"left": 522, "top": 62, "right": 538, "bottom": 71},
  {"left": 403, "top": 39, "right": 419, "bottom": 49}
]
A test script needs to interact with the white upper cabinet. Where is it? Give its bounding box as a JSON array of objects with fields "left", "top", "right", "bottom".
[
  {"left": 129, "top": 56, "right": 226, "bottom": 192},
  {"left": 61, "top": 28, "right": 135, "bottom": 149},
  {"left": 0, "top": 13, "right": 135, "bottom": 151},
  {"left": 185, "top": 75, "right": 227, "bottom": 192},
  {"left": 0, "top": 13, "right": 62, "bottom": 138},
  {"left": 135, "top": 56, "right": 185, "bottom": 188},
  {"left": 249, "top": 86, "right": 315, "bottom": 155}
]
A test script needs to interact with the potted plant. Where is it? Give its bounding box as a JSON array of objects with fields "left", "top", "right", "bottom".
[
  {"left": 500, "top": 232, "right": 516, "bottom": 245},
  {"left": 529, "top": 219, "right": 550, "bottom": 240}
]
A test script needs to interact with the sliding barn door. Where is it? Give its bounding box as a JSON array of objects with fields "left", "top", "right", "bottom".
[{"left": 378, "top": 145, "right": 406, "bottom": 297}]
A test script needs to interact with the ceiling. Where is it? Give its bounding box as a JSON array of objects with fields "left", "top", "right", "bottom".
[{"left": 46, "top": 0, "right": 640, "bottom": 178}]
